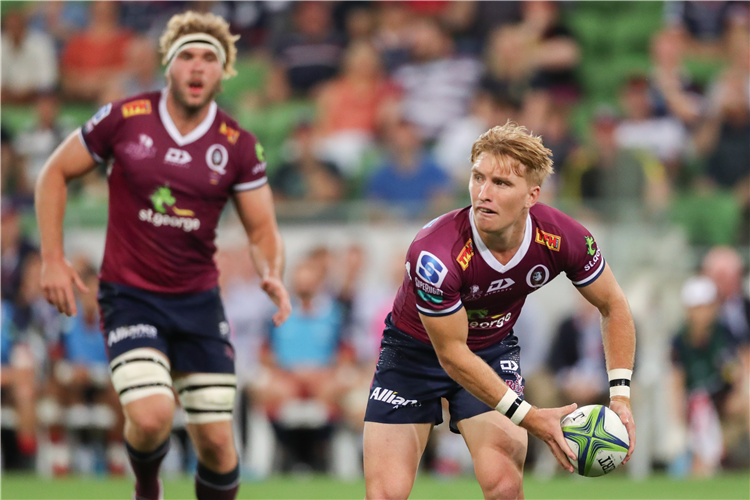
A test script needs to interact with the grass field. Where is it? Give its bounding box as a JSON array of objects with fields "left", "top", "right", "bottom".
[{"left": 2, "top": 472, "right": 748, "bottom": 500}]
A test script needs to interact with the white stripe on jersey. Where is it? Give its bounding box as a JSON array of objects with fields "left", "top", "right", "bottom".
[
  {"left": 233, "top": 177, "right": 268, "bottom": 192},
  {"left": 572, "top": 258, "right": 606, "bottom": 287},
  {"left": 416, "top": 299, "right": 463, "bottom": 317}
]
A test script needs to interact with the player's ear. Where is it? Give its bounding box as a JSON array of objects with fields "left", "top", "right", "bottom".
[{"left": 526, "top": 184, "right": 540, "bottom": 208}]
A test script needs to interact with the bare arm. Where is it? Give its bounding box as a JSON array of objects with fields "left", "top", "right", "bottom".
[
  {"left": 420, "top": 309, "right": 577, "bottom": 472},
  {"left": 35, "top": 130, "right": 99, "bottom": 316},
  {"left": 233, "top": 184, "right": 291, "bottom": 326},
  {"left": 577, "top": 263, "right": 637, "bottom": 462}
]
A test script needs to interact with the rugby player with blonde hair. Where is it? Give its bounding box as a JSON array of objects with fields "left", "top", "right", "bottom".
[
  {"left": 364, "top": 122, "right": 636, "bottom": 499},
  {"left": 36, "top": 12, "right": 291, "bottom": 500}
]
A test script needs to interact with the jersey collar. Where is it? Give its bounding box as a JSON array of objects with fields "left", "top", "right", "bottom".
[
  {"left": 158, "top": 88, "right": 217, "bottom": 147},
  {"left": 468, "top": 208, "right": 532, "bottom": 274}
]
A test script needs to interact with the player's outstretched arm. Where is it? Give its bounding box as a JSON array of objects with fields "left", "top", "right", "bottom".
[
  {"left": 35, "top": 130, "right": 99, "bottom": 316},
  {"left": 233, "top": 184, "right": 291, "bottom": 326},
  {"left": 577, "top": 263, "right": 637, "bottom": 464},
  {"left": 420, "top": 309, "right": 577, "bottom": 473}
]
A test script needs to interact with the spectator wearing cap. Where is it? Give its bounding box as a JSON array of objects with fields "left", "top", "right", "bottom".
[
  {"left": 670, "top": 276, "right": 741, "bottom": 477},
  {"left": 1, "top": 8, "right": 58, "bottom": 104}
]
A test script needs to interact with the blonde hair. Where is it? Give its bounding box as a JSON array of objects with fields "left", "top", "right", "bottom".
[
  {"left": 470, "top": 121, "right": 554, "bottom": 187},
  {"left": 159, "top": 11, "right": 239, "bottom": 79}
]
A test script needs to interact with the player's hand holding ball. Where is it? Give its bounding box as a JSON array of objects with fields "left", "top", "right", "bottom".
[
  {"left": 561, "top": 404, "right": 630, "bottom": 477},
  {"left": 520, "top": 403, "right": 579, "bottom": 473}
]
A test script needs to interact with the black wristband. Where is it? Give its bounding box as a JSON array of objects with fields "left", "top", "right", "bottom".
[{"left": 609, "top": 379, "right": 630, "bottom": 387}]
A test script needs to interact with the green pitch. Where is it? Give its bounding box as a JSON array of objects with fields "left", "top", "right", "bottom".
[{"left": 2, "top": 472, "right": 748, "bottom": 499}]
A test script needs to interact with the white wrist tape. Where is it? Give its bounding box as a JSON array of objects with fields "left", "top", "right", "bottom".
[
  {"left": 608, "top": 368, "right": 632, "bottom": 399},
  {"left": 495, "top": 389, "right": 532, "bottom": 425}
]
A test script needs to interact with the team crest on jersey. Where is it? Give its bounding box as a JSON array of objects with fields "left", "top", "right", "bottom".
[
  {"left": 121, "top": 99, "right": 152, "bottom": 118},
  {"left": 456, "top": 239, "right": 474, "bottom": 270},
  {"left": 416, "top": 251, "right": 448, "bottom": 288},
  {"left": 535, "top": 228, "right": 561, "bottom": 251},
  {"left": 219, "top": 122, "right": 239, "bottom": 144},
  {"left": 526, "top": 264, "right": 550, "bottom": 288},
  {"left": 206, "top": 144, "right": 229, "bottom": 184}
]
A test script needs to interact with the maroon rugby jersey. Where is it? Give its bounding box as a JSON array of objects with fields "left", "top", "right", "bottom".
[
  {"left": 391, "top": 204, "right": 605, "bottom": 351},
  {"left": 79, "top": 90, "right": 267, "bottom": 293}
]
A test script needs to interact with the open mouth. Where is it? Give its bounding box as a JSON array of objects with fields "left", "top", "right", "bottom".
[
  {"left": 477, "top": 207, "right": 496, "bottom": 215},
  {"left": 188, "top": 81, "right": 204, "bottom": 94}
]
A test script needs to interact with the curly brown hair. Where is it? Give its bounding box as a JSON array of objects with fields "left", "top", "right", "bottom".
[{"left": 159, "top": 11, "right": 239, "bottom": 79}]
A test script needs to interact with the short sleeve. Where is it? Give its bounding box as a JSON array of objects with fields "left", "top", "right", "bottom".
[
  {"left": 407, "top": 242, "right": 462, "bottom": 317},
  {"left": 564, "top": 221, "right": 606, "bottom": 288},
  {"left": 233, "top": 133, "right": 268, "bottom": 192},
  {"left": 78, "top": 102, "right": 119, "bottom": 163}
]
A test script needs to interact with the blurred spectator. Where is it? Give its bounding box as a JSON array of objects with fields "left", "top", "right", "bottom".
[
  {"left": 61, "top": 1, "right": 134, "bottom": 103},
  {"left": 693, "top": 66, "right": 750, "bottom": 190},
  {"left": 433, "top": 91, "right": 502, "bottom": 183},
  {"left": 102, "top": 36, "right": 165, "bottom": 102},
  {"left": 670, "top": 276, "right": 741, "bottom": 477},
  {"left": 27, "top": 1, "right": 89, "bottom": 52},
  {"left": 547, "top": 297, "right": 609, "bottom": 407},
  {"left": 702, "top": 247, "right": 750, "bottom": 349},
  {"left": 1, "top": 129, "right": 24, "bottom": 197},
  {"left": 615, "top": 75, "right": 689, "bottom": 181},
  {"left": 443, "top": 1, "right": 521, "bottom": 55},
  {"left": 538, "top": 104, "right": 578, "bottom": 186},
  {"left": 366, "top": 119, "right": 452, "bottom": 218},
  {"left": 315, "top": 42, "right": 399, "bottom": 176},
  {"left": 271, "top": 122, "right": 346, "bottom": 202},
  {"left": 0, "top": 300, "right": 38, "bottom": 468},
  {"left": 370, "top": 2, "right": 413, "bottom": 73},
  {"left": 650, "top": 28, "right": 703, "bottom": 126},
  {"left": 1, "top": 8, "right": 58, "bottom": 104},
  {"left": 46, "top": 268, "right": 126, "bottom": 475},
  {"left": 664, "top": 1, "right": 750, "bottom": 60},
  {"left": 13, "top": 93, "right": 71, "bottom": 196},
  {"left": 251, "top": 255, "right": 353, "bottom": 471},
  {"left": 1, "top": 202, "right": 38, "bottom": 304},
  {"left": 564, "top": 106, "right": 669, "bottom": 219},
  {"left": 393, "top": 16, "right": 482, "bottom": 141},
  {"left": 272, "top": 1, "right": 346, "bottom": 97}
]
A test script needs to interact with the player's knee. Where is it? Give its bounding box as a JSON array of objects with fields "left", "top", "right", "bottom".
[
  {"left": 174, "top": 373, "right": 237, "bottom": 425},
  {"left": 479, "top": 476, "right": 522, "bottom": 500},
  {"left": 125, "top": 397, "right": 174, "bottom": 441},
  {"left": 193, "top": 426, "right": 236, "bottom": 465},
  {"left": 110, "top": 348, "right": 174, "bottom": 407},
  {"left": 365, "top": 478, "right": 413, "bottom": 500}
]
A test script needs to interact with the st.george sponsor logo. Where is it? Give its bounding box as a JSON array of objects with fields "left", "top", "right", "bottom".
[
  {"left": 585, "top": 235, "right": 597, "bottom": 256},
  {"left": 584, "top": 247, "right": 602, "bottom": 272},
  {"left": 456, "top": 239, "right": 474, "bottom": 270},
  {"left": 140, "top": 185, "right": 200, "bottom": 232},
  {"left": 107, "top": 324, "right": 157, "bottom": 347},
  {"left": 535, "top": 228, "right": 562, "bottom": 251},
  {"left": 466, "top": 310, "right": 512, "bottom": 330},
  {"left": 369, "top": 387, "right": 419, "bottom": 408}
]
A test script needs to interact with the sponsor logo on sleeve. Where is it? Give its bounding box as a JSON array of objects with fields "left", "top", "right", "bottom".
[
  {"left": 423, "top": 216, "right": 440, "bottom": 229},
  {"left": 121, "top": 99, "right": 152, "bottom": 118},
  {"left": 526, "top": 264, "right": 550, "bottom": 288},
  {"left": 255, "top": 141, "right": 265, "bottom": 162},
  {"left": 585, "top": 236, "right": 597, "bottom": 256},
  {"left": 416, "top": 251, "right": 448, "bottom": 288},
  {"left": 456, "top": 239, "right": 474, "bottom": 270},
  {"left": 535, "top": 228, "right": 561, "bottom": 251},
  {"left": 417, "top": 289, "right": 443, "bottom": 304},
  {"left": 219, "top": 122, "right": 240, "bottom": 144},
  {"left": 415, "top": 278, "right": 444, "bottom": 297},
  {"left": 584, "top": 247, "right": 602, "bottom": 272},
  {"left": 84, "top": 103, "right": 112, "bottom": 133}
]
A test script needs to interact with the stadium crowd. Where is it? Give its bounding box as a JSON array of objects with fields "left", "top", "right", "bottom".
[{"left": 1, "top": 0, "right": 748, "bottom": 479}]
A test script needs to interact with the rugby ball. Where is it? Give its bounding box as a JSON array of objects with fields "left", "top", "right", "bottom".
[{"left": 561, "top": 405, "right": 629, "bottom": 477}]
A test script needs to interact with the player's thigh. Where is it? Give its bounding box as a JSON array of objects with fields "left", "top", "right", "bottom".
[
  {"left": 364, "top": 422, "right": 432, "bottom": 500},
  {"left": 458, "top": 411, "right": 527, "bottom": 500}
]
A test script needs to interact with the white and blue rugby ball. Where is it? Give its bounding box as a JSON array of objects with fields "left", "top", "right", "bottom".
[{"left": 561, "top": 405, "right": 629, "bottom": 477}]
